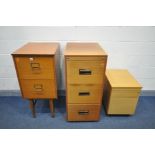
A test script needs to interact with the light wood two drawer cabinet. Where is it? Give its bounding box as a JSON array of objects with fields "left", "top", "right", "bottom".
[
  {"left": 65, "top": 43, "right": 108, "bottom": 121},
  {"left": 104, "top": 69, "right": 142, "bottom": 115},
  {"left": 12, "top": 42, "right": 59, "bottom": 117}
]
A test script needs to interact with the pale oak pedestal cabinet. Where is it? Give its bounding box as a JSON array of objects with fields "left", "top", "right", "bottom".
[{"left": 104, "top": 69, "right": 142, "bottom": 115}]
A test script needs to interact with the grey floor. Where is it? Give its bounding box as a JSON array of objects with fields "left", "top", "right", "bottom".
[{"left": 0, "top": 96, "right": 155, "bottom": 129}]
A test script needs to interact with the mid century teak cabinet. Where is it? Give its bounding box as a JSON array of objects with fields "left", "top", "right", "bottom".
[
  {"left": 64, "top": 43, "right": 108, "bottom": 121},
  {"left": 12, "top": 42, "right": 59, "bottom": 117}
]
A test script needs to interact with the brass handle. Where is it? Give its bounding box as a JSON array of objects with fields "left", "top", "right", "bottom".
[
  {"left": 30, "top": 63, "right": 40, "bottom": 70},
  {"left": 79, "top": 69, "right": 91, "bottom": 75},
  {"left": 79, "top": 92, "right": 90, "bottom": 96},
  {"left": 33, "top": 84, "right": 43, "bottom": 92},
  {"left": 78, "top": 110, "right": 89, "bottom": 115}
]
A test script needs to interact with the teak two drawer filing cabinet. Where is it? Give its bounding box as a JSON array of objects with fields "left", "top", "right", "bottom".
[
  {"left": 12, "top": 42, "right": 59, "bottom": 117},
  {"left": 104, "top": 69, "right": 142, "bottom": 115},
  {"left": 65, "top": 43, "right": 108, "bottom": 121}
]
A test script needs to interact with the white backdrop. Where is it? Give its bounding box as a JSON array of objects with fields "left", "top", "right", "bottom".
[{"left": 0, "top": 26, "right": 155, "bottom": 91}]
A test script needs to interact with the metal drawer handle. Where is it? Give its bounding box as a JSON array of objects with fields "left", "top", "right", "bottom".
[
  {"left": 79, "top": 69, "right": 92, "bottom": 75},
  {"left": 79, "top": 92, "right": 90, "bottom": 96},
  {"left": 78, "top": 110, "right": 89, "bottom": 115},
  {"left": 34, "top": 84, "right": 43, "bottom": 92},
  {"left": 31, "top": 63, "right": 40, "bottom": 70}
]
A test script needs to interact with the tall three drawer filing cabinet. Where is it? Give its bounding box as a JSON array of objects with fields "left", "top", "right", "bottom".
[
  {"left": 104, "top": 69, "right": 142, "bottom": 115},
  {"left": 12, "top": 42, "right": 59, "bottom": 118},
  {"left": 64, "top": 43, "right": 108, "bottom": 121}
]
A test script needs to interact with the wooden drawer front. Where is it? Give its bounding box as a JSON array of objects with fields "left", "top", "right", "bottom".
[
  {"left": 67, "top": 104, "right": 100, "bottom": 121},
  {"left": 66, "top": 59, "right": 105, "bottom": 84},
  {"left": 107, "top": 97, "right": 139, "bottom": 115},
  {"left": 14, "top": 56, "right": 55, "bottom": 79},
  {"left": 111, "top": 89, "right": 141, "bottom": 98},
  {"left": 67, "top": 84, "right": 102, "bottom": 104},
  {"left": 20, "top": 79, "right": 57, "bottom": 99}
]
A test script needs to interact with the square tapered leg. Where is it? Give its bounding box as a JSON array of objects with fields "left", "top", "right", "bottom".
[
  {"left": 49, "top": 99, "right": 55, "bottom": 117},
  {"left": 29, "top": 99, "right": 36, "bottom": 118}
]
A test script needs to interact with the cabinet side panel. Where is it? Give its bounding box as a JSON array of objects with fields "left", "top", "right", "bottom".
[{"left": 11, "top": 55, "right": 24, "bottom": 97}]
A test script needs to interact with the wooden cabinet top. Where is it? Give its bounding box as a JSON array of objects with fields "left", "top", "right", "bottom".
[
  {"left": 64, "top": 43, "right": 107, "bottom": 56},
  {"left": 106, "top": 69, "right": 142, "bottom": 88},
  {"left": 12, "top": 42, "right": 59, "bottom": 55}
]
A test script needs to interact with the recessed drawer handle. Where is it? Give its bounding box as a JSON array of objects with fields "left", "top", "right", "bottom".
[
  {"left": 79, "top": 92, "right": 90, "bottom": 96},
  {"left": 31, "top": 63, "right": 40, "bottom": 70},
  {"left": 78, "top": 110, "right": 89, "bottom": 115},
  {"left": 34, "top": 84, "right": 43, "bottom": 92},
  {"left": 79, "top": 69, "right": 92, "bottom": 75}
]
